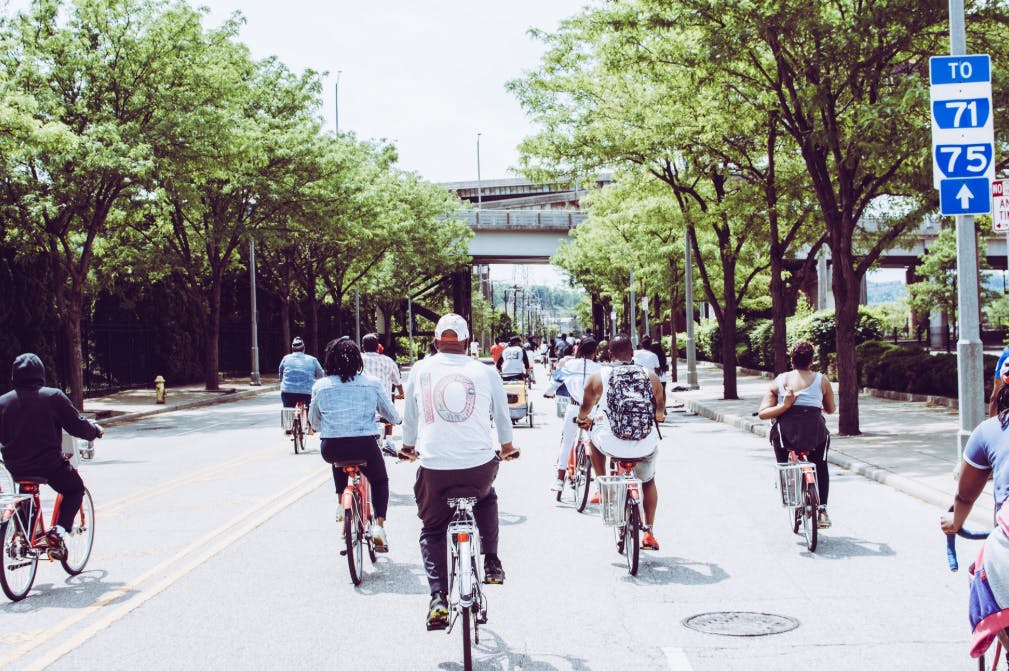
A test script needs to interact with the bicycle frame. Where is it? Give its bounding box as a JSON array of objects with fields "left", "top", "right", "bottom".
[
  {"left": 446, "top": 497, "right": 481, "bottom": 612},
  {"left": 341, "top": 466, "right": 372, "bottom": 523},
  {"left": 0, "top": 484, "right": 63, "bottom": 548}
]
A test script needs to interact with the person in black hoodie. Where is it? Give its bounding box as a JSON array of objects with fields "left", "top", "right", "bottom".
[{"left": 0, "top": 353, "right": 103, "bottom": 557}]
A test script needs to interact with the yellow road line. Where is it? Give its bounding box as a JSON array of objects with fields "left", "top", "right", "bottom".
[{"left": 0, "top": 466, "right": 330, "bottom": 671}]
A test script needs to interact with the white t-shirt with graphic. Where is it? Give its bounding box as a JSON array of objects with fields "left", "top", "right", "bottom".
[{"left": 403, "top": 353, "right": 513, "bottom": 470}]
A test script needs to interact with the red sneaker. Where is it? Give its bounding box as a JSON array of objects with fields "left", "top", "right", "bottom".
[
  {"left": 642, "top": 532, "right": 660, "bottom": 551},
  {"left": 589, "top": 491, "right": 601, "bottom": 505}
]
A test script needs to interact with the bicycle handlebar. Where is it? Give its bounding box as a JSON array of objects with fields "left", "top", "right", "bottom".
[{"left": 944, "top": 506, "right": 991, "bottom": 571}]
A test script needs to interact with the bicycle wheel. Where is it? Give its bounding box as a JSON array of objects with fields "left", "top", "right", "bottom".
[
  {"left": 344, "top": 493, "right": 364, "bottom": 585},
  {"left": 801, "top": 482, "right": 818, "bottom": 552},
  {"left": 461, "top": 602, "right": 473, "bottom": 671},
  {"left": 0, "top": 517, "right": 36, "bottom": 601},
  {"left": 791, "top": 505, "right": 801, "bottom": 534},
  {"left": 61, "top": 488, "right": 95, "bottom": 575},
  {"left": 367, "top": 519, "right": 377, "bottom": 564},
  {"left": 527, "top": 402, "right": 534, "bottom": 427},
  {"left": 574, "top": 446, "right": 592, "bottom": 513},
  {"left": 292, "top": 417, "right": 304, "bottom": 454},
  {"left": 623, "top": 499, "right": 640, "bottom": 576}
]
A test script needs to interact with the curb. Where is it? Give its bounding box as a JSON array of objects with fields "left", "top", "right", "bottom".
[
  {"left": 93, "top": 384, "right": 279, "bottom": 427},
  {"left": 679, "top": 397, "right": 991, "bottom": 527}
]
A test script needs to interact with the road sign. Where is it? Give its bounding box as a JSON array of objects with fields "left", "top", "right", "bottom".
[
  {"left": 994, "top": 179, "right": 1009, "bottom": 231},
  {"left": 930, "top": 54, "right": 994, "bottom": 214}
]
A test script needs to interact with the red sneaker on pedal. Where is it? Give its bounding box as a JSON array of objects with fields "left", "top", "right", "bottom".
[
  {"left": 642, "top": 532, "right": 660, "bottom": 551},
  {"left": 589, "top": 491, "right": 600, "bottom": 505}
]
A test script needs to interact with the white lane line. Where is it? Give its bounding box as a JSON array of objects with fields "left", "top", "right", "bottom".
[
  {"left": 1, "top": 466, "right": 330, "bottom": 671},
  {"left": 663, "top": 647, "right": 695, "bottom": 671}
]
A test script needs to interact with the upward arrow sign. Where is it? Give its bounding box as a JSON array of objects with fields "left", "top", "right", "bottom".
[{"left": 957, "top": 183, "right": 975, "bottom": 208}]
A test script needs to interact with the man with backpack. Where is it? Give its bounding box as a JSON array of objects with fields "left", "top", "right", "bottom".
[{"left": 575, "top": 334, "right": 665, "bottom": 550}]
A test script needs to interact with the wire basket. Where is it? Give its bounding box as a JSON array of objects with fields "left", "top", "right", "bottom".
[
  {"left": 555, "top": 396, "right": 570, "bottom": 418},
  {"left": 596, "top": 475, "right": 640, "bottom": 526},
  {"left": 775, "top": 462, "right": 815, "bottom": 507},
  {"left": 281, "top": 408, "right": 295, "bottom": 431}
]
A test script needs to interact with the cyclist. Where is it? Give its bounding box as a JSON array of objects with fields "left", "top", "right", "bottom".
[
  {"left": 279, "top": 336, "right": 324, "bottom": 412},
  {"left": 575, "top": 334, "right": 664, "bottom": 551},
  {"left": 400, "top": 313, "right": 519, "bottom": 631},
  {"left": 941, "top": 383, "right": 1009, "bottom": 535},
  {"left": 0, "top": 353, "right": 103, "bottom": 558},
  {"left": 360, "top": 333, "right": 404, "bottom": 454},
  {"left": 549, "top": 338, "right": 601, "bottom": 492},
  {"left": 758, "top": 339, "right": 836, "bottom": 528},
  {"left": 309, "top": 337, "right": 401, "bottom": 552},
  {"left": 496, "top": 335, "right": 533, "bottom": 382}
]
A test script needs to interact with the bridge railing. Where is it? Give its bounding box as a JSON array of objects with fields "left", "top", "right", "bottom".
[{"left": 452, "top": 210, "right": 588, "bottom": 230}]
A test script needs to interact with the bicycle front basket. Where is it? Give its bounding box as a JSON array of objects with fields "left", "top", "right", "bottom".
[
  {"left": 775, "top": 462, "right": 807, "bottom": 507},
  {"left": 281, "top": 408, "right": 295, "bottom": 431},
  {"left": 596, "top": 475, "right": 636, "bottom": 526}
]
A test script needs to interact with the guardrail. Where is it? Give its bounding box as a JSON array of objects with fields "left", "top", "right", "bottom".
[{"left": 453, "top": 210, "right": 588, "bottom": 230}]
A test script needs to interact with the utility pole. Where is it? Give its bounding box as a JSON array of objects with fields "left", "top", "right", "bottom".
[
  {"left": 685, "top": 232, "right": 698, "bottom": 388},
  {"left": 248, "top": 240, "right": 261, "bottom": 386}
]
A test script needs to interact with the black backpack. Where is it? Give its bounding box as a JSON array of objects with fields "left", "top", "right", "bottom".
[{"left": 605, "top": 364, "right": 655, "bottom": 440}]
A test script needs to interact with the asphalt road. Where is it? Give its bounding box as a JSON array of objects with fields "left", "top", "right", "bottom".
[{"left": 0, "top": 369, "right": 982, "bottom": 670}]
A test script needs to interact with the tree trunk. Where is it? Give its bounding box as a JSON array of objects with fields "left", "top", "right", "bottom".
[
  {"left": 204, "top": 272, "right": 222, "bottom": 391},
  {"left": 719, "top": 287, "right": 739, "bottom": 400},
  {"left": 280, "top": 299, "right": 292, "bottom": 354},
  {"left": 768, "top": 258, "right": 789, "bottom": 374},
  {"left": 668, "top": 283, "right": 678, "bottom": 383},
  {"left": 63, "top": 294, "right": 85, "bottom": 410},
  {"left": 832, "top": 253, "right": 861, "bottom": 435}
]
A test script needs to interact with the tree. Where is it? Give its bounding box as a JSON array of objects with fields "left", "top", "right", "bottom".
[{"left": 0, "top": 0, "right": 231, "bottom": 406}]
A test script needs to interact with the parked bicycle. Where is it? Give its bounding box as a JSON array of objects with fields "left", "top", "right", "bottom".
[
  {"left": 597, "top": 455, "right": 645, "bottom": 576},
  {"left": 556, "top": 427, "right": 592, "bottom": 512},
  {"left": 0, "top": 440, "right": 96, "bottom": 601},
  {"left": 444, "top": 487, "right": 488, "bottom": 671},
  {"left": 776, "top": 448, "right": 819, "bottom": 552}
]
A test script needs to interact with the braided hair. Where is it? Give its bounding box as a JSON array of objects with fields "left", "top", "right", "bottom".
[
  {"left": 997, "top": 384, "right": 1009, "bottom": 430},
  {"left": 324, "top": 337, "right": 362, "bottom": 383}
]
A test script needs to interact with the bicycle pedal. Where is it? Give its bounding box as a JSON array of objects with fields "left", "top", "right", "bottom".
[{"left": 339, "top": 549, "right": 348, "bottom": 556}]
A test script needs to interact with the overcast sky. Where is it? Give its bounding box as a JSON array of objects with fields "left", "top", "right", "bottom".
[{"left": 198, "top": 0, "right": 589, "bottom": 184}]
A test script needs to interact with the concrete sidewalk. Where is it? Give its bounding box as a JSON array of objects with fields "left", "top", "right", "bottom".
[
  {"left": 668, "top": 361, "right": 992, "bottom": 527},
  {"left": 83, "top": 374, "right": 279, "bottom": 427}
]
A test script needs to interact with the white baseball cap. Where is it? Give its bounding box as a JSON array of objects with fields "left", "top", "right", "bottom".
[{"left": 434, "top": 313, "right": 469, "bottom": 342}]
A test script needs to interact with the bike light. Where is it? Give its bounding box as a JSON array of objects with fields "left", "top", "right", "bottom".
[{"left": 457, "top": 532, "right": 470, "bottom": 543}]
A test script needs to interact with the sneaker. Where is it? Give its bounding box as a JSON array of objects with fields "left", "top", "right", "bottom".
[
  {"left": 426, "top": 593, "right": 449, "bottom": 631},
  {"left": 484, "top": 556, "right": 505, "bottom": 584},
  {"left": 549, "top": 478, "right": 564, "bottom": 493},
  {"left": 642, "top": 532, "right": 660, "bottom": 551},
  {"left": 373, "top": 525, "right": 389, "bottom": 553},
  {"left": 817, "top": 507, "right": 832, "bottom": 529},
  {"left": 589, "top": 491, "right": 601, "bottom": 505},
  {"left": 45, "top": 527, "right": 67, "bottom": 560},
  {"left": 336, "top": 509, "right": 345, "bottom": 524}
]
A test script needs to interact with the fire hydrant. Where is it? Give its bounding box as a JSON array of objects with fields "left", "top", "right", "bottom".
[{"left": 154, "top": 375, "right": 166, "bottom": 404}]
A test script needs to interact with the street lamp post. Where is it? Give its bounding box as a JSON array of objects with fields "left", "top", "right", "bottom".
[
  {"left": 476, "top": 132, "right": 483, "bottom": 215},
  {"left": 629, "top": 270, "right": 637, "bottom": 346},
  {"left": 248, "top": 240, "right": 261, "bottom": 386},
  {"left": 334, "top": 70, "right": 342, "bottom": 134}
]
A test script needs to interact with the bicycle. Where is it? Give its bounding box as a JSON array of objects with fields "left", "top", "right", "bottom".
[
  {"left": 334, "top": 458, "right": 379, "bottom": 586},
  {"left": 776, "top": 449, "right": 819, "bottom": 552},
  {"left": 444, "top": 487, "right": 488, "bottom": 671},
  {"left": 291, "top": 402, "right": 309, "bottom": 454},
  {"left": 596, "top": 455, "right": 645, "bottom": 576},
  {"left": 0, "top": 462, "right": 96, "bottom": 601},
  {"left": 944, "top": 509, "right": 999, "bottom": 671},
  {"left": 556, "top": 426, "right": 592, "bottom": 513}
]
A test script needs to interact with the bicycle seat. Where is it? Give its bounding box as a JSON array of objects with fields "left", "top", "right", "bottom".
[
  {"left": 444, "top": 486, "right": 481, "bottom": 499},
  {"left": 331, "top": 460, "right": 367, "bottom": 469}
]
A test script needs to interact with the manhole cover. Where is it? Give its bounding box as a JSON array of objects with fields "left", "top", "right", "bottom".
[{"left": 682, "top": 612, "right": 799, "bottom": 637}]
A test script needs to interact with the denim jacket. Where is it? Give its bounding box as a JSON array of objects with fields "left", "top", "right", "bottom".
[{"left": 309, "top": 374, "right": 401, "bottom": 438}]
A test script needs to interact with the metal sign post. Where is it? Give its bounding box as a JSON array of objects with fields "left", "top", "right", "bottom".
[{"left": 934, "top": 1, "right": 987, "bottom": 454}]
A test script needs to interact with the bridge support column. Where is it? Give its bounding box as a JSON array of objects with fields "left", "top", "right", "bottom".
[
  {"left": 452, "top": 268, "right": 472, "bottom": 329},
  {"left": 591, "top": 295, "right": 605, "bottom": 339}
]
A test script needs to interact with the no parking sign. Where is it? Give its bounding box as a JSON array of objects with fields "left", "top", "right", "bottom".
[{"left": 993, "top": 179, "right": 1009, "bottom": 231}]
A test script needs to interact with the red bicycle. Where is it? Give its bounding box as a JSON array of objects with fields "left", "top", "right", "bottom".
[
  {"left": 776, "top": 449, "right": 819, "bottom": 552},
  {"left": 596, "top": 455, "right": 645, "bottom": 576},
  {"left": 335, "top": 460, "right": 378, "bottom": 585},
  {"left": 0, "top": 474, "right": 95, "bottom": 601},
  {"left": 556, "top": 427, "right": 592, "bottom": 512}
]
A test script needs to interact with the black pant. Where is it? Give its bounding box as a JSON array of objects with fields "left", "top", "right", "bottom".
[
  {"left": 281, "top": 392, "right": 312, "bottom": 408},
  {"left": 414, "top": 458, "right": 499, "bottom": 596},
  {"left": 13, "top": 459, "right": 84, "bottom": 531},
  {"left": 320, "top": 436, "right": 389, "bottom": 519},
  {"left": 772, "top": 442, "right": 829, "bottom": 505}
]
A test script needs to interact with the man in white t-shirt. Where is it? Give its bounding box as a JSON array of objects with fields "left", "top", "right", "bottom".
[
  {"left": 576, "top": 334, "right": 665, "bottom": 551},
  {"left": 496, "top": 335, "right": 532, "bottom": 381},
  {"left": 401, "top": 313, "right": 519, "bottom": 632},
  {"left": 633, "top": 337, "right": 661, "bottom": 378},
  {"left": 550, "top": 338, "right": 601, "bottom": 491}
]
